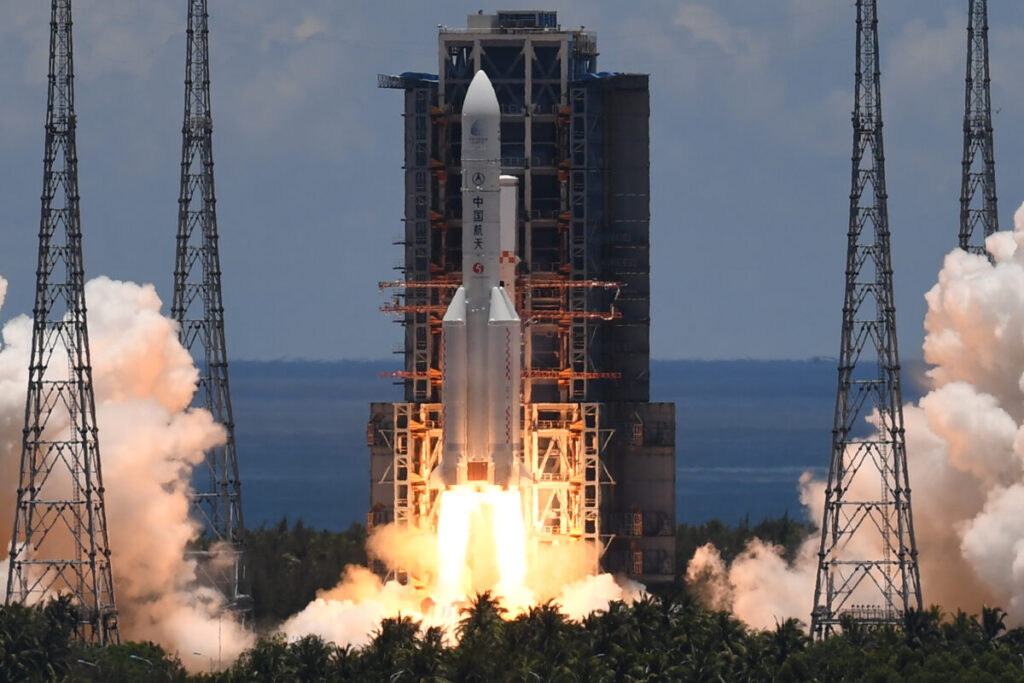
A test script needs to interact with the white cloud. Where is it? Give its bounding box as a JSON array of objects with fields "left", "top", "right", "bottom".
[
  {"left": 886, "top": 10, "right": 964, "bottom": 97},
  {"left": 1, "top": 1, "right": 1024, "bottom": 360},
  {"left": 673, "top": 4, "right": 755, "bottom": 58},
  {"left": 294, "top": 17, "right": 328, "bottom": 42}
]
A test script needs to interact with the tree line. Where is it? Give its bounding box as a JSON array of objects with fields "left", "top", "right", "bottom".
[
  {"left": 5, "top": 590, "right": 1024, "bottom": 681},
  {"left": 249, "top": 515, "right": 816, "bottom": 622},
  {"left": 2, "top": 517, "right": 1022, "bottom": 681},
  {"left": 246, "top": 518, "right": 367, "bottom": 626}
]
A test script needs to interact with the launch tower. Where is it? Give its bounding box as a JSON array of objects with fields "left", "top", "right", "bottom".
[
  {"left": 811, "top": 0, "right": 922, "bottom": 638},
  {"left": 371, "top": 10, "right": 675, "bottom": 583},
  {"left": 959, "top": 0, "right": 999, "bottom": 256},
  {"left": 172, "top": 0, "right": 251, "bottom": 618},
  {"left": 5, "top": 0, "right": 119, "bottom": 645}
]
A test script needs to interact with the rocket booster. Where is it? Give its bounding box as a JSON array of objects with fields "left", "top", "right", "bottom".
[{"left": 436, "top": 71, "right": 523, "bottom": 490}]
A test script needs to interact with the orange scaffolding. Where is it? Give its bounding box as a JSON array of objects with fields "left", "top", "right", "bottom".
[{"left": 381, "top": 368, "right": 621, "bottom": 388}]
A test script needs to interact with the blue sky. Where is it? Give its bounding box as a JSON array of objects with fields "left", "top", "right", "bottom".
[{"left": 1, "top": 1, "right": 1023, "bottom": 361}]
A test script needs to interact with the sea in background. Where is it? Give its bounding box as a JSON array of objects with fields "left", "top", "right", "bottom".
[{"left": 229, "top": 359, "right": 929, "bottom": 532}]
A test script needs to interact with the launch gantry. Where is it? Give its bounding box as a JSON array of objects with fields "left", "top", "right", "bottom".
[
  {"left": 370, "top": 10, "right": 676, "bottom": 585},
  {"left": 378, "top": 401, "right": 609, "bottom": 584}
]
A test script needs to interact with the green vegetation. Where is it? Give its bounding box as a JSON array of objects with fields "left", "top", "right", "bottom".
[
  {"left": 3, "top": 517, "right": 1022, "bottom": 681},
  {"left": 6, "top": 592, "right": 1024, "bottom": 681},
  {"left": 0, "top": 596, "right": 187, "bottom": 681},
  {"left": 246, "top": 515, "right": 818, "bottom": 621},
  {"left": 245, "top": 519, "right": 366, "bottom": 626},
  {"left": 244, "top": 515, "right": 818, "bottom": 622},
  {"left": 675, "top": 513, "right": 815, "bottom": 579}
]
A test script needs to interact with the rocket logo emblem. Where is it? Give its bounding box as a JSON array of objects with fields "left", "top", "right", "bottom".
[
  {"left": 472, "top": 172, "right": 485, "bottom": 186},
  {"left": 470, "top": 120, "right": 484, "bottom": 137},
  {"left": 473, "top": 262, "right": 484, "bottom": 274}
]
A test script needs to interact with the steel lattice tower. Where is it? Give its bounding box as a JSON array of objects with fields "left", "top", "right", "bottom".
[
  {"left": 811, "top": 0, "right": 922, "bottom": 639},
  {"left": 172, "top": 0, "right": 250, "bottom": 618},
  {"left": 959, "top": 0, "right": 998, "bottom": 256},
  {"left": 5, "top": 0, "right": 119, "bottom": 646}
]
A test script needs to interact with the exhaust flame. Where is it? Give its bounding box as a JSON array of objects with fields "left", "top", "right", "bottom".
[
  {"left": 435, "top": 486, "right": 531, "bottom": 611},
  {"left": 435, "top": 488, "right": 475, "bottom": 604},
  {"left": 0, "top": 274, "right": 641, "bottom": 660},
  {"left": 284, "top": 486, "right": 645, "bottom": 646}
]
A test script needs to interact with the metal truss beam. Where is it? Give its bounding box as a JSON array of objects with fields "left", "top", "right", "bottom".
[
  {"left": 172, "top": 0, "right": 250, "bottom": 620},
  {"left": 959, "top": 0, "right": 998, "bottom": 256},
  {"left": 6, "top": 0, "right": 119, "bottom": 646},
  {"left": 811, "top": 0, "right": 922, "bottom": 640}
]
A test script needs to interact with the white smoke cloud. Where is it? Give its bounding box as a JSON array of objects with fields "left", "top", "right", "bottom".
[
  {"left": 0, "top": 273, "right": 652, "bottom": 662},
  {"left": 555, "top": 572, "right": 642, "bottom": 620},
  {"left": 0, "top": 276, "right": 253, "bottom": 671},
  {"left": 282, "top": 565, "right": 422, "bottom": 647},
  {"left": 686, "top": 201, "right": 1024, "bottom": 630},
  {"left": 684, "top": 543, "right": 732, "bottom": 612},
  {"left": 959, "top": 483, "right": 1024, "bottom": 615},
  {"left": 281, "top": 518, "right": 645, "bottom": 648}
]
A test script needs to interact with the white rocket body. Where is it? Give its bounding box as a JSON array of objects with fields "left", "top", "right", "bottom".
[{"left": 437, "top": 71, "right": 523, "bottom": 490}]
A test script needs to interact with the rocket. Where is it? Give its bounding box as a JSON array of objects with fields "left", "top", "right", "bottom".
[{"left": 434, "top": 70, "right": 524, "bottom": 490}]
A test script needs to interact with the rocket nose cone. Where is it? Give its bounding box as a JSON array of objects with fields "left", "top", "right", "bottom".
[{"left": 463, "top": 70, "right": 499, "bottom": 117}]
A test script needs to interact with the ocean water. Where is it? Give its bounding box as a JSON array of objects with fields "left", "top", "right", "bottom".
[{"left": 227, "top": 359, "right": 928, "bottom": 531}]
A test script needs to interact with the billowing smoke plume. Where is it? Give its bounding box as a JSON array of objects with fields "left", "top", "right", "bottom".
[
  {"left": 0, "top": 273, "right": 646, "bottom": 664},
  {"left": 687, "top": 201, "right": 1024, "bottom": 628},
  {"left": 0, "top": 276, "right": 253, "bottom": 670},
  {"left": 282, "top": 506, "right": 645, "bottom": 647}
]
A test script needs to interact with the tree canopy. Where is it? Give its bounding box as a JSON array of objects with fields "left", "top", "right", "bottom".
[{"left": 4, "top": 517, "right": 1023, "bottom": 681}]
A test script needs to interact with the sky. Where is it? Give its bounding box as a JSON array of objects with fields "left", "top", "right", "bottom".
[{"left": 1, "top": 1, "right": 1024, "bottom": 361}]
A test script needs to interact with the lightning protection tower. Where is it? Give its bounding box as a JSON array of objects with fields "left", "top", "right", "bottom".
[
  {"left": 811, "top": 0, "right": 922, "bottom": 639},
  {"left": 959, "top": 0, "right": 998, "bottom": 256},
  {"left": 172, "top": 0, "right": 250, "bottom": 619},
  {"left": 5, "top": 0, "right": 119, "bottom": 645}
]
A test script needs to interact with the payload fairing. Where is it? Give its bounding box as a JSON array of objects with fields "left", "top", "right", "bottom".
[{"left": 434, "top": 71, "right": 525, "bottom": 490}]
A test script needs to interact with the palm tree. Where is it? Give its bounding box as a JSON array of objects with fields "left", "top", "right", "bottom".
[
  {"left": 363, "top": 614, "right": 421, "bottom": 679},
  {"left": 769, "top": 618, "right": 809, "bottom": 666},
  {"left": 979, "top": 605, "right": 1008, "bottom": 644},
  {"left": 456, "top": 591, "right": 508, "bottom": 642},
  {"left": 0, "top": 596, "right": 79, "bottom": 681},
  {"left": 505, "top": 600, "right": 579, "bottom": 680},
  {"left": 943, "top": 609, "right": 983, "bottom": 652},
  {"left": 410, "top": 625, "right": 446, "bottom": 681},
  {"left": 329, "top": 644, "right": 362, "bottom": 680},
  {"left": 289, "top": 634, "right": 335, "bottom": 681},
  {"left": 903, "top": 605, "right": 943, "bottom": 650},
  {"left": 228, "top": 633, "right": 298, "bottom": 682},
  {"left": 630, "top": 594, "right": 668, "bottom": 648},
  {"left": 448, "top": 592, "right": 509, "bottom": 682}
]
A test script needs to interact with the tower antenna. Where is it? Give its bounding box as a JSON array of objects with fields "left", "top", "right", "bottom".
[
  {"left": 172, "top": 0, "right": 251, "bottom": 620},
  {"left": 811, "top": 0, "right": 922, "bottom": 639},
  {"left": 959, "top": 0, "right": 998, "bottom": 256},
  {"left": 6, "top": 0, "right": 119, "bottom": 645}
]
